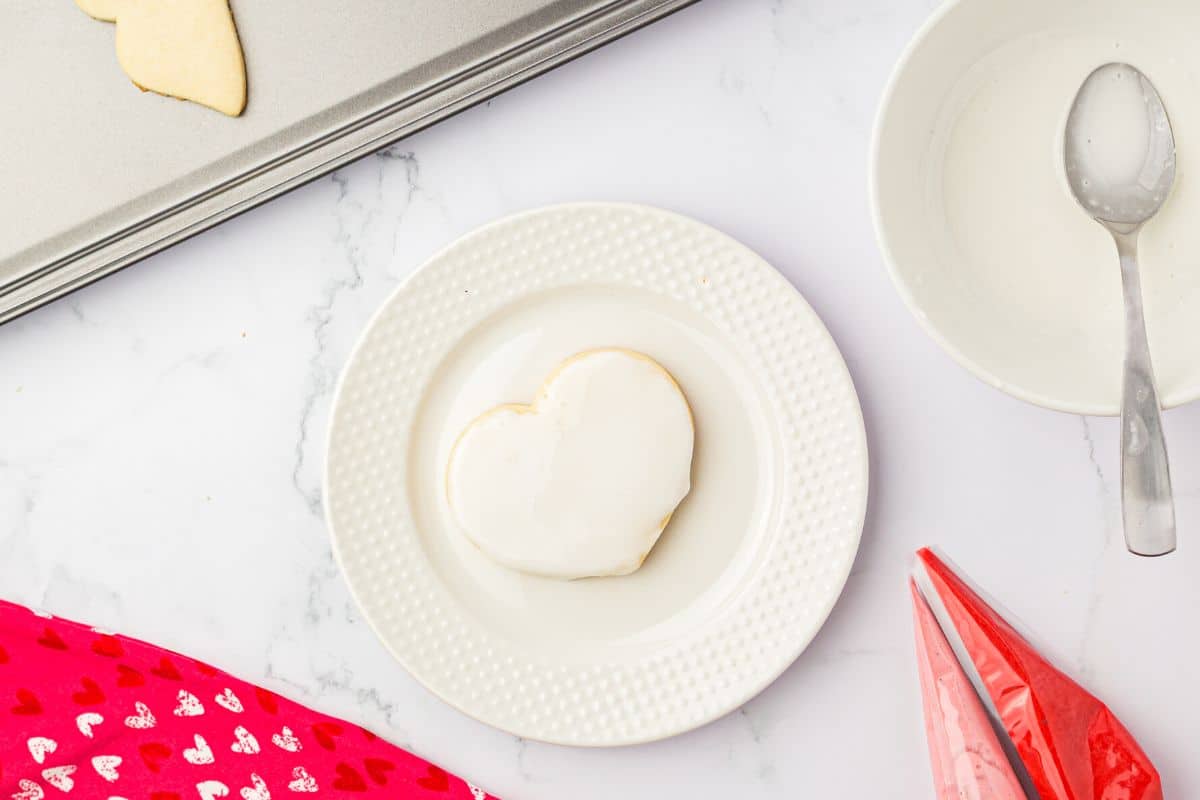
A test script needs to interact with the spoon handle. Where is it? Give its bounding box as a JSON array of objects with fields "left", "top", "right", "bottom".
[{"left": 1114, "top": 231, "right": 1176, "bottom": 556}]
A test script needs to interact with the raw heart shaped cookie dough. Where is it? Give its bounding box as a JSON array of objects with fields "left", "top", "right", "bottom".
[
  {"left": 447, "top": 349, "right": 695, "bottom": 580},
  {"left": 75, "top": 0, "right": 247, "bottom": 116}
]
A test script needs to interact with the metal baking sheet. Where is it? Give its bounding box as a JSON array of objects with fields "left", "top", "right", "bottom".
[{"left": 1, "top": 0, "right": 693, "bottom": 323}]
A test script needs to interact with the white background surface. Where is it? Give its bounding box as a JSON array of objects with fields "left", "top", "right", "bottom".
[{"left": 2, "top": 0, "right": 1198, "bottom": 795}]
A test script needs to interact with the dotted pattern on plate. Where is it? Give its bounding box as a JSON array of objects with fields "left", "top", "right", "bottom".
[{"left": 325, "top": 203, "right": 868, "bottom": 745}]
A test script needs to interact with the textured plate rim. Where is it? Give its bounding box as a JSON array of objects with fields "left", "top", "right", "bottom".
[{"left": 325, "top": 202, "right": 869, "bottom": 746}]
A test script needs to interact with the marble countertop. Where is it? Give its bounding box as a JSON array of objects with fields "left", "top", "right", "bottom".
[{"left": 3, "top": 0, "right": 1199, "bottom": 795}]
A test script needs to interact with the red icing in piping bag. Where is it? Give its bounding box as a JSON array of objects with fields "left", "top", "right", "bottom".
[
  {"left": 914, "top": 548, "right": 1162, "bottom": 800},
  {"left": 910, "top": 580, "right": 1025, "bottom": 799}
]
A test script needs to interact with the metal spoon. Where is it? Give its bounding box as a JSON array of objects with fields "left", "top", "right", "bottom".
[{"left": 1064, "top": 62, "right": 1176, "bottom": 556}]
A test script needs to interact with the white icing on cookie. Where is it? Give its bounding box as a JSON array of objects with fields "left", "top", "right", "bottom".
[{"left": 447, "top": 349, "right": 694, "bottom": 579}]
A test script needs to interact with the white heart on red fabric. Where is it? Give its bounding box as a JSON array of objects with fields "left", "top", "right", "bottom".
[
  {"left": 286, "top": 766, "right": 318, "bottom": 793},
  {"left": 13, "top": 779, "right": 44, "bottom": 800},
  {"left": 123, "top": 702, "right": 156, "bottom": 729},
  {"left": 214, "top": 688, "right": 244, "bottom": 713},
  {"left": 41, "top": 765, "right": 76, "bottom": 793},
  {"left": 91, "top": 755, "right": 121, "bottom": 783},
  {"left": 230, "top": 725, "right": 260, "bottom": 755},
  {"left": 183, "top": 734, "right": 215, "bottom": 766},
  {"left": 76, "top": 713, "right": 104, "bottom": 738},
  {"left": 270, "top": 726, "right": 301, "bottom": 752},
  {"left": 196, "top": 780, "right": 230, "bottom": 800},
  {"left": 239, "top": 774, "right": 270, "bottom": 800},
  {"left": 27, "top": 737, "right": 57, "bottom": 764},
  {"left": 173, "top": 690, "right": 205, "bottom": 717}
]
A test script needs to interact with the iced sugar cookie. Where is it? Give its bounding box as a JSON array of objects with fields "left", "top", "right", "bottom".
[
  {"left": 75, "top": 0, "right": 247, "bottom": 116},
  {"left": 447, "top": 349, "right": 695, "bottom": 580}
]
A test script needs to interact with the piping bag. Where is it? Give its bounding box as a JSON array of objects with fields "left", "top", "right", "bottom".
[{"left": 910, "top": 547, "right": 1162, "bottom": 800}]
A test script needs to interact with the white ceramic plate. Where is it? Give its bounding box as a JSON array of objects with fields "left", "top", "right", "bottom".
[
  {"left": 872, "top": 0, "right": 1200, "bottom": 415},
  {"left": 325, "top": 204, "right": 867, "bottom": 745}
]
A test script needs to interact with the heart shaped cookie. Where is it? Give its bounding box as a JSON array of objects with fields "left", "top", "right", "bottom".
[
  {"left": 75, "top": 0, "right": 247, "bottom": 116},
  {"left": 447, "top": 348, "right": 694, "bottom": 579}
]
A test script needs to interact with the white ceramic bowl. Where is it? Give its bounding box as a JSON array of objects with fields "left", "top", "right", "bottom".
[{"left": 872, "top": 0, "right": 1200, "bottom": 415}]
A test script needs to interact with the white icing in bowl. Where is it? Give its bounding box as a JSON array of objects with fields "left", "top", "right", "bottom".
[{"left": 873, "top": 0, "right": 1200, "bottom": 414}]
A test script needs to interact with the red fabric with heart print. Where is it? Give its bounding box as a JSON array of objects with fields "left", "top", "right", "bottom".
[{"left": 0, "top": 599, "right": 496, "bottom": 800}]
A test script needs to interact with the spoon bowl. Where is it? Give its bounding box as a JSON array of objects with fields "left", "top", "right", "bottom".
[{"left": 1065, "top": 63, "right": 1176, "bottom": 230}]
